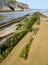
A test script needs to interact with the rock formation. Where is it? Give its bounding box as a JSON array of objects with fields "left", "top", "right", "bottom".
[{"left": 0, "top": 0, "right": 30, "bottom": 11}]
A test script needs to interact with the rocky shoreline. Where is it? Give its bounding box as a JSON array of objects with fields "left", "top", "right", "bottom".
[{"left": 0, "top": 8, "right": 30, "bottom": 12}]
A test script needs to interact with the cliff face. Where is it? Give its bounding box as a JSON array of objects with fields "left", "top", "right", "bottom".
[
  {"left": 15, "top": 1, "right": 30, "bottom": 10},
  {"left": 7, "top": 0, "right": 30, "bottom": 11},
  {"left": 0, "top": 0, "right": 30, "bottom": 11},
  {"left": 0, "top": 0, "right": 11, "bottom": 11}
]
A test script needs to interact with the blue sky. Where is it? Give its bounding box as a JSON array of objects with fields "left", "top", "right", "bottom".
[{"left": 17, "top": 0, "right": 48, "bottom": 9}]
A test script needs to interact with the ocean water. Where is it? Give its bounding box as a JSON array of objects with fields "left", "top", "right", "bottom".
[{"left": 0, "top": 10, "right": 48, "bottom": 23}]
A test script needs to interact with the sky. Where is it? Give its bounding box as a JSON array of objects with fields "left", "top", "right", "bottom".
[{"left": 17, "top": 0, "right": 48, "bottom": 9}]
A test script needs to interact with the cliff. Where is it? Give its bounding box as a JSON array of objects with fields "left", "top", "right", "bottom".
[
  {"left": 0, "top": 0, "right": 30, "bottom": 11},
  {"left": 15, "top": 1, "right": 30, "bottom": 11}
]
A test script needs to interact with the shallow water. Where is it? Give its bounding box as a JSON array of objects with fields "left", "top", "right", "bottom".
[{"left": 0, "top": 10, "right": 41, "bottom": 23}]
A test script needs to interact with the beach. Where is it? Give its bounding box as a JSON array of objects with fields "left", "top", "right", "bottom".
[{"left": 1, "top": 21, "right": 48, "bottom": 65}]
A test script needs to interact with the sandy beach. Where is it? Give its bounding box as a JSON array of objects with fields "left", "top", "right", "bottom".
[
  {"left": 1, "top": 21, "right": 48, "bottom": 65},
  {"left": 0, "top": 32, "right": 32, "bottom": 65},
  {"left": 27, "top": 21, "right": 48, "bottom": 65}
]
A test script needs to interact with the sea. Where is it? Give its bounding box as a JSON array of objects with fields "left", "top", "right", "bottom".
[{"left": 0, "top": 9, "right": 48, "bottom": 23}]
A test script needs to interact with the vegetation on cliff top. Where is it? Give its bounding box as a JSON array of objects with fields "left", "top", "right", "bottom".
[
  {"left": 7, "top": 0, "right": 16, "bottom": 5},
  {"left": 7, "top": 0, "right": 28, "bottom": 6}
]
